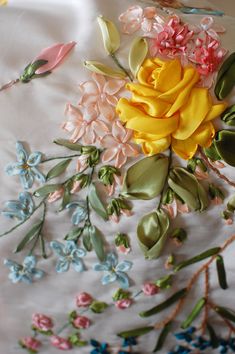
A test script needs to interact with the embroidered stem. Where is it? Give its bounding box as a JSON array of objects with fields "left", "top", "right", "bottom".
[
  {"left": 41, "top": 154, "right": 81, "bottom": 163},
  {"left": 85, "top": 166, "right": 95, "bottom": 226},
  {"left": 199, "top": 149, "right": 235, "bottom": 188},
  {"left": 157, "top": 148, "right": 172, "bottom": 210},
  {"left": 62, "top": 166, "right": 89, "bottom": 186},
  {"left": 110, "top": 53, "right": 133, "bottom": 81},
  {"left": 56, "top": 322, "right": 71, "bottom": 335},
  {"left": 154, "top": 234, "right": 235, "bottom": 329},
  {"left": 208, "top": 301, "right": 235, "bottom": 333},
  {"left": 0, "top": 198, "right": 46, "bottom": 237},
  {"left": 0, "top": 78, "right": 19, "bottom": 92},
  {"left": 201, "top": 268, "right": 210, "bottom": 335}
]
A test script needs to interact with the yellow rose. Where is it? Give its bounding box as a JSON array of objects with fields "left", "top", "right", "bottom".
[{"left": 116, "top": 58, "right": 227, "bottom": 159}]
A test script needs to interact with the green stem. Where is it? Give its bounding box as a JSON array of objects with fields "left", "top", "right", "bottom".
[
  {"left": 41, "top": 154, "right": 81, "bottom": 163},
  {"left": 62, "top": 166, "right": 89, "bottom": 185},
  {"left": 0, "top": 198, "right": 46, "bottom": 237},
  {"left": 56, "top": 322, "right": 71, "bottom": 335},
  {"left": 85, "top": 166, "right": 95, "bottom": 226},
  {"left": 110, "top": 53, "right": 133, "bottom": 81},
  {"left": 28, "top": 202, "right": 47, "bottom": 257},
  {"left": 158, "top": 149, "right": 172, "bottom": 210}
]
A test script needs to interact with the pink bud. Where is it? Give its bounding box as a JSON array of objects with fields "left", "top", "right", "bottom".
[
  {"left": 48, "top": 187, "right": 64, "bottom": 203},
  {"left": 21, "top": 337, "right": 41, "bottom": 351},
  {"left": 142, "top": 282, "right": 159, "bottom": 296},
  {"left": 73, "top": 315, "right": 91, "bottom": 329},
  {"left": 162, "top": 200, "right": 177, "bottom": 219},
  {"left": 211, "top": 196, "right": 223, "bottom": 205},
  {"left": 76, "top": 155, "right": 88, "bottom": 173},
  {"left": 32, "top": 313, "right": 53, "bottom": 331},
  {"left": 117, "top": 245, "right": 131, "bottom": 254},
  {"left": 71, "top": 180, "right": 82, "bottom": 194},
  {"left": 225, "top": 218, "right": 233, "bottom": 225},
  {"left": 34, "top": 42, "right": 76, "bottom": 74},
  {"left": 50, "top": 336, "right": 72, "bottom": 350},
  {"left": 121, "top": 209, "right": 132, "bottom": 217},
  {"left": 76, "top": 292, "right": 93, "bottom": 307},
  {"left": 194, "top": 166, "right": 209, "bottom": 180},
  {"left": 109, "top": 214, "right": 119, "bottom": 223},
  {"left": 115, "top": 298, "right": 132, "bottom": 310}
]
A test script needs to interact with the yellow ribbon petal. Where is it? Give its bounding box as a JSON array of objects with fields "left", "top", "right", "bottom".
[
  {"left": 131, "top": 92, "right": 171, "bottom": 117},
  {"left": 204, "top": 102, "right": 227, "bottom": 121},
  {"left": 172, "top": 137, "right": 198, "bottom": 160},
  {"left": 140, "top": 137, "right": 171, "bottom": 155},
  {"left": 191, "top": 121, "right": 215, "bottom": 147}
]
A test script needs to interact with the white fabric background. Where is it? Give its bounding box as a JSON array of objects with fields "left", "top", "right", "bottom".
[{"left": 0, "top": 0, "right": 235, "bottom": 353}]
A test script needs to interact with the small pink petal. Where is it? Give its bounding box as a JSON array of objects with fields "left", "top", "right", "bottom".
[
  {"left": 162, "top": 200, "right": 177, "bottom": 219},
  {"left": 209, "top": 160, "right": 225, "bottom": 169},
  {"left": 102, "top": 148, "right": 118, "bottom": 164},
  {"left": 109, "top": 214, "right": 119, "bottom": 223},
  {"left": 103, "top": 79, "right": 126, "bottom": 96},
  {"left": 115, "top": 150, "right": 127, "bottom": 168},
  {"left": 83, "top": 126, "right": 96, "bottom": 144},
  {"left": 106, "top": 94, "right": 118, "bottom": 106},
  {"left": 100, "top": 135, "right": 117, "bottom": 149},
  {"left": 123, "top": 143, "right": 139, "bottom": 157},
  {"left": 117, "top": 245, "right": 131, "bottom": 254},
  {"left": 177, "top": 200, "right": 189, "bottom": 213},
  {"left": 35, "top": 41, "right": 76, "bottom": 74},
  {"left": 225, "top": 218, "right": 233, "bottom": 225},
  {"left": 98, "top": 99, "right": 115, "bottom": 120},
  {"left": 92, "top": 73, "right": 106, "bottom": 92},
  {"left": 112, "top": 120, "right": 127, "bottom": 141},
  {"left": 211, "top": 196, "right": 223, "bottom": 206},
  {"left": 194, "top": 166, "right": 209, "bottom": 180}
]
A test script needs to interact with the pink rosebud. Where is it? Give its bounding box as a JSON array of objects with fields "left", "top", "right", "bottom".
[
  {"left": 73, "top": 315, "right": 91, "bottom": 329},
  {"left": 32, "top": 313, "right": 53, "bottom": 332},
  {"left": 211, "top": 196, "right": 223, "bottom": 205},
  {"left": 194, "top": 166, "right": 209, "bottom": 180},
  {"left": 115, "top": 298, "right": 132, "bottom": 310},
  {"left": 142, "top": 283, "right": 159, "bottom": 296},
  {"left": 225, "top": 218, "right": 233, "bottom": 225},
  {"left": 109, "top": 214, "right": 119, "bottom": 223},
  {"left": 21, "top": 337, "right": 41, "bottom": 351},
  {"left": 70, "top": 180, "right": 82, "bottom": 194},
  {"left": 76, "top": 292, "right": 93, "bottom": 307},
  {"left": 121, "top": 209, "right": 133, "bottom": 217},
  {"left": 76, "top": 155, "right": 88, "bottom": 173},
  {"left": 176, "top": 200, "right": 189, "bottom": 214},
  {"left": 34, "top": 42, "right": 76, "bottom": 74},
  {"left": 50, "top": 335, "right": 72, "bottom": 350},
  {"left": 117, "top": 245, "right": 131, "bottom": 254},
  {"left": 48, "top": 187, "right": 64, "bottom": 203},
  {"left": 162, "top": 200, "right": 177, "bottom": 219}
]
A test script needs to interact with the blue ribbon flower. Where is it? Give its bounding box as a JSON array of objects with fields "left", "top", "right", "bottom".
[
  {"left": 4, "top": 256, "right": 44, "bottom": 284},
  {"left": 90, "top": 339, "right": 110, "bottom": 354},
  {"left": 93, "top": 252, "right": 133, "bottom": 289},
  {"left": 122, "top": 337, "right": 137, "bottom": 347},
  {"left": 66, "top": 202, "right": 87, "bottom": 225},
  {"left": 50, "top": 240, "right": 86, "bottom": 273},
  {"left": 5, "top": 141, "right": 45, "bottom": 189},
  {"left": 2, "top": 192, "right": 34, "bottom": 220}
]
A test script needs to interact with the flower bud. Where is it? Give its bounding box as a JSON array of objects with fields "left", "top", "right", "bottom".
[
  {"left": 115, "top": 233, "right": 130, "bottom": 254},
  {"left": 112, "top": 288, "right": 130, "bottom": 301},
  {"left": 84, "top": 61, "right": 126, "bottom": 79},
  {"left": 20, "top": 337, "right": 41, "bottom": 351},
  {"left": 73, "top": 315, "right": 91, "bottom": 329},
  {"left": 98, "top": 165, "right": 120, "bottom": 186},
  {"left": 170, "top": 228, "right": 187, "bottom": 246},
  {"left": 142, "top": 282, "right": 159, "bottom": 296},
  {"left": 76, "top": 292, "right": 93, "bottom": 307},
  {"left": 208, "top": 184, "right": 224, "bottom": 205},
  {"left": 155, "top": 274, "right": 173, "bottom": 289},
  {"left": 97, "top": 15, "right": 120, "bottom": 54},
  {"left": 89, "top": 301, "right": 108, "bottom": 313},
  {"left": 115, "top": 298, "right": 132, "bottom": 310}
]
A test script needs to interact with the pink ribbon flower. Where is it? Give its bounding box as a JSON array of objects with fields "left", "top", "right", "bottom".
[
  {"left": 50, "top": 335, "right": 72, "bottom": 350},
  {"left": 115, "top": 298, "right": 133, "bottom": 310},
  {"left": 32, "top": 313, "right": 53, "bottom": 332},
  {"left": 20, "top": 337, "right": 41, "bottom": 351},
  {"left": 142, "top": 282, "right": 159, "bottom": 296},
  {"left": 73, "top": 315, "right": 91, "bottom": 329},
  {"left": 34, "top": 41, "right": 76, "bottom": 74},
  {"left": 76, "top": 292, "right": 93, "bottom": 307}
]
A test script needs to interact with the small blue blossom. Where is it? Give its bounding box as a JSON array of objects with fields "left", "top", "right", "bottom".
[
  {"left": 4, "top": 256, "right": 44, "bottom": 284},
  {"left": 93, "top": 252, "right": 133, "bottom": 289},
  {"left": 5, "top": 141, "right": 45, "bottom": 189},
  {"left": 50, "top": 240, "right": 86, "bottom": 273},
  {"left": 90, "top": 339, "right": 110, "bottom": 354},
  {"left": 66, "top": 202, "right": 87, "bottom": 225},
  {"left": 2, "top": 192, "right": 34, "bottom": 220}
]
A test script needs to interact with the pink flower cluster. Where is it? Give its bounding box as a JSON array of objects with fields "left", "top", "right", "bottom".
[{"left": 32, "top": 313, "right": 54, "bottom": 332}]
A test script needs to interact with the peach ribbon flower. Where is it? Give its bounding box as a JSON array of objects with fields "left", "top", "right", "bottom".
[
  {"left": 79, "top": 73, "right": 126, "bottom": 121},
  {"left": 100, "top": 121, "right": 139, "bottom": 168},
  {"left": 62, "top": 103, "right": 109, "bottom": 145},
  {"left": 34, "top": 42, "right": 76, "bottom": 74}
]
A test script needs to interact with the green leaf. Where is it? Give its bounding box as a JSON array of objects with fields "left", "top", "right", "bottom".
[
  {"left": 215, "top": 130, "right": 235, "bottom": 166},
  {"left": 53, "top": 139, "right": 82, "bottom": 151},
  {"left": 153, "top": 322, "right": 172, "bottom": 352},
  {"left": 117, "top": 326, "right": 154, "bottom": 338},
  {"left": 206, "top": 322, "right": 220, "bottom": 349},
  {"left": 34, "top": 184, "right": 62, "bottom": 197},
  {"left": 88, "top": 183, "right": 107, "bottom": 220},
  {"left": 84, "top": 61, "right": 126, "bottom": 79},
  {"left": 155, "top": 274, "right": 173, "bottom": 290},
  {"left": 227, "top": 194, "right": 235, "bottom": 212},
  {"left": 59, "top": 183, "right": 71, "bottom": 211},
  {"left": 214, "top": 306, "right": 235, "bottom": 323},
  {"left": 215, "top": 52, "right": 235, "bottom": 100},
  {"left": 82, "top": 226, "right": 92, "bottom": 251},
  {"left": 129, "top": 37, "right": 148, "bottom": 78},
  {"left": 139, "top": 288, "right": 187, "bottom": 318},
  {"left": 122, "top": 154, "right": 169, "bottom": 200},
  {"left": 168, "top": 167, "right": 208, "bottom": 211},
  {"left": 64, "top": 227, "right": 83, "bottom": 241},
  {"left": 221, "top": 104, "right": 235, "bottom": 126},
  {"left": 46, "top": 159, "right": 72, "bottom": 180},
  {"left": 89, "top": 225, "right": 105, "bottom": 261},
  {"left": 216, "top": 255, "right": 228, "bottom": 290},
  {"left": 14, "top": 221, "right": 42, "bottom": 253},
  {"left": 89, "top": 300, "right": 108, "bottom": 313},
  {"left": 181, "top": 298, "right": 206, "bottom": 329},
  {"left": 174, "top": 247, "right": 221, "bottom": 272},
  {"left": 97, "top": 16, "right": 120, "bottom": 54},
  {"left": 203, "top": 141, "right": 221, "bottom": 161},
  {"left": 137, "top": 209, "right": 170, "bottom": 259}
]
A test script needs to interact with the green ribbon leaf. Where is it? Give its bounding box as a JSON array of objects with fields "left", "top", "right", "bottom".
[
  {"left": 181, "top": 297, "right": 206, "bottom": 329},
  {"left": 215, "top": 52, "right": 235, "bottom": 100},
  {"left": 206, "top": 322, "right": 220, "bottom": 349},
  {"left": 19, "top": 59, "right": 49, "bottom": 83},
  {"left": 122, "top": 154, "right": 169, "bottom": 200},
  {"left": 59, "top": 181, "right": 72, "bottom": 211},
  {"left": 129, "top": 37, "right": 148, "bottom": 78},
  {"left": 168, "top": 167, "right": 208, "bottom": 211},
  {"left": 139, "top": 288, "right": 187, "bottom": 318},
  {"left": 34, "top": 184, "right": 62, "bottom": 197},
  {"left": 137, "top": 209, "right": 169, "bottom": 259},
  {"left": 153, "top": 322, "right": 172, "bottom": 352},
  {"left": 53, "top": 139, "right": 82, "bottom": 151},
  {"left": 64, "top": 227, "right": 83, "bottom": 241},
  {"left": 82, "top": 225, "right": 93, "bottom": 252},
  {"left": 46, "top": 159, "right": 72, "bottom": 180},
  {"left": 215, "top": 130, "right": 235, "bottom": 166},
  {"left": 14, "top": 221, "right": 42, "bottom": 253},
  {"left": 84, "top": 61, "right": 126, "bottom": 79},
  {"left": 216, "top": 255, "right": 228, "bottom": 290},
  {"left": 174, "top": 247, "right": 221, "bottom": 272},
  {"left": 89, "top": 300, "right": 108, "bottom": 313},
  {"left": 214, "top": 306, "right": 235, "bottom": 323},
  {"left": 97, "top": 15, "right": 120, "bottom": 54},
  {"left": 203, "top": 141, "right": 221, "bottom": 161},
  {"left": 88, "top": 183, "right": 107, "bottom": 220},
  {"left": 155, "top": 274, "right": 174, "bottom": 290},
  {"left": 117, "top": 326, "right": 154, "bottom": 338},
  {"left": 89, "top": 225, "right": 105, "bottom": 262},
  {"left": 221, "top": 104, "right": 235, "bottom": 126}
]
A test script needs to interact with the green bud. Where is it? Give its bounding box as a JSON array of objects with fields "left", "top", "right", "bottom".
[
  {"left": 162, "top": 188, "right": 175, "bottom": 205},
  {"left": 227, "top": 194, "right": 235, "bottom": 212},
  {"left": 221, "top": 104, "right": 235, "bottom": 126},
  {"left": 89, "top": 301, "right": 108, "bottom": 313},
  {"left": 208, "top": 184, "right": 225, "bottom": 201},
  {"left": 68, "top": 333, "right": 87, "bottom": 347},
  {"left": 203, "top": 141, "right": 221, "bottom": 161},
  {"left": 215, "top": 52, "right": 235, "bottom": 100},
  {"left": 155, "top": 274, "right": 173, "bottom": 289},
  {"left": 19, "top": 59, "right": 50, "bottom": 83},
  {"left": 81, "top": 146, "right": 96, "bottom": 154},
  {"left": 221, "top": 210, "right": 232, "bottom": 220},
  {"left": 114, "top": 233, "right": 130, "bottom": 248},
  {"left": 74, "top": 174, "right": 89, "bottom": 189},
  {"left": 98, "top": 165, "right": 120, "bottom": 186},
  {"left": 68, "top": 310, "right": 77, "bottom": 321},
  {"left": 112, "top": 288, "right": 130, "bottom": 301},
  {"left": 88, "top": 149, "right": 101, "bottom": 167},
  {"left": 170, "top": 228, "right": 187, "bottom": 245}
]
